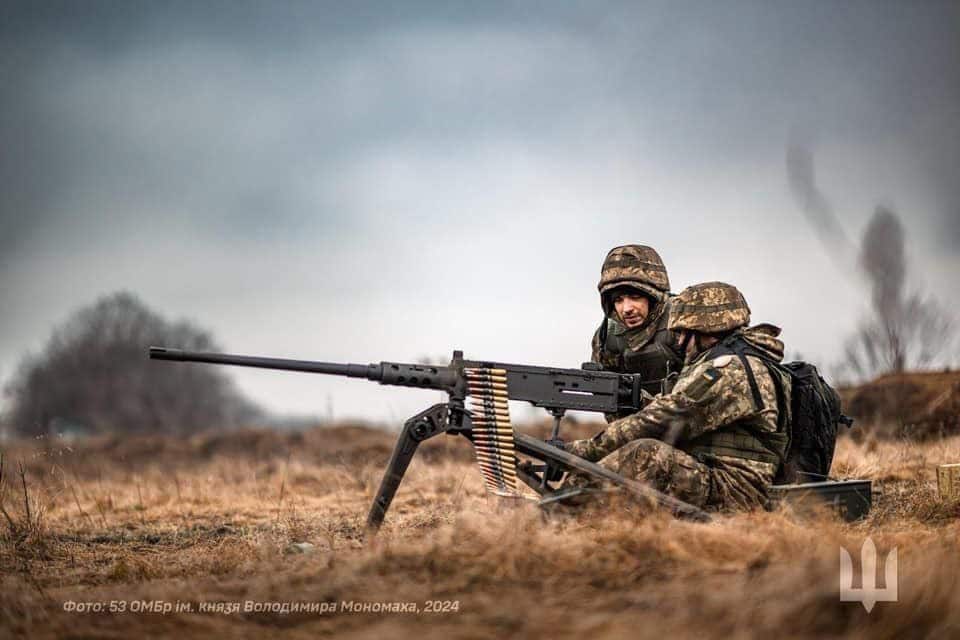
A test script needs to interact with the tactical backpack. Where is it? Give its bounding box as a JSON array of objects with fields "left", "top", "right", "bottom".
[
  {"left": 776, "top": 361, "right": 853, "bottom": 482},
  {"left": 706, "top": 336, "right": 852, "bottom": 484}
]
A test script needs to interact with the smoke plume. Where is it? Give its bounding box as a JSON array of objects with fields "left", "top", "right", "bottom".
[
  {"left": 860, "top": 207, "right": 906, "bottom": 314},
  {"left": 785, "top": 143, "right": 858, "bottom": 272},
  {"left": 842, "top": 207, "right": 953, "bottom": 379}
]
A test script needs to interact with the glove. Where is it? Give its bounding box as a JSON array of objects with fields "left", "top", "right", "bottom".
[{"left": 564, "top": 439, "right": 590, "bottom": 459}]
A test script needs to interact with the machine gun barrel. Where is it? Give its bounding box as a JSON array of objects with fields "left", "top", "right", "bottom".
[
  {"left": 149, "top": 346, "right": 379, "bottom": 380},
  {"left": 148, "top": 347, "right": 461, "bottom": 391}
]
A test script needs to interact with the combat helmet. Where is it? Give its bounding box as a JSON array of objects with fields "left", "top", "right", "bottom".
[
  {"left": 598, "top": 245, "right": 670, "bottom": 316},
  {"left": 668, "top": 281, "right": 750, "bottom": 334}
]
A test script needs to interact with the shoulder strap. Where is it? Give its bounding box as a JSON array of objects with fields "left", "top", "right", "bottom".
[
  {"left": 705, "top": 335, "right": 765, "bottom": 411},
  {"left": 763, "top": 360, "right": 789, "bottom": 433},
  {"left": 731, "top": 342, "right": 764, "bottom": 412},
  {"left": 598, "top": 316, "right": 609, "bottom": 352}
]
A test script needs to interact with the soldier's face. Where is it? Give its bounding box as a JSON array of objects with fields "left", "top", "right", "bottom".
[
  {"left": 678, "top": 330, "right": 698, "bottom": 361},
  {"left": 613, "top": 293, "right": 650, "bottom": 329},
  {"left": 678, "top": 330, "right": 718, "bottom": 362}
]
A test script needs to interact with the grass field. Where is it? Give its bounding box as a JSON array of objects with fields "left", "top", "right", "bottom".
[{"left": 2, "top": 422, "right": 959, "bottom": 639}]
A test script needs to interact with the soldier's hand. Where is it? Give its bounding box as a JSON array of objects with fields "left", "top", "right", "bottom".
[{"left": 565, "top": 439, "right": 591, "bottom": 459}]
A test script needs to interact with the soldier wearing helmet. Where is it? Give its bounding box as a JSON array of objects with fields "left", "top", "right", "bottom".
[
  {"left": 565, "top": 282, "right": 792, "bottom": 511},
  {"left": 591, "top": 245, "right": 684, "bottom": 407}
]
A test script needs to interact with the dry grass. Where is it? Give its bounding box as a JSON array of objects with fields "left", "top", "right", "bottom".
[{"left": 2, "top": 424, "right": 959, "bottom": 639}]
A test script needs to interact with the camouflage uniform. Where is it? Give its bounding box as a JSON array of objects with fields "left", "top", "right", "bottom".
[
  {"left": 591, "top": 245, "right": 684, "bottom": 404},
  {"left": 566, "top": 283, "right": 791, "bottom": 511}
]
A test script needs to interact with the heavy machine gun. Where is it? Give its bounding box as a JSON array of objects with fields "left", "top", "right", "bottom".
[{"left": 149, "top": 346, "right": 711, "bottom": 529}]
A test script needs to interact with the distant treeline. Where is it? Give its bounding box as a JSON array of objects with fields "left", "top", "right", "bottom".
[{"left": 2, "top": 292, "right": 263, "bottom": 437}]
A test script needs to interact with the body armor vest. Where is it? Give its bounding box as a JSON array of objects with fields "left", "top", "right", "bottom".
[
  {"left": 681, "top": 335, "right": 790, "bottom": 468},
  {"left": 596, "top": 305, "right": 684, "bottom": 398}
]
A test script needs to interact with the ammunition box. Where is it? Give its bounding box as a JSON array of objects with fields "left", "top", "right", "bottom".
[
  {"left": 937, "top": 464, "right": 960, "bottom": 499},
  {"left": 768, "top": 479, "right": 872, "bottom": 521}
]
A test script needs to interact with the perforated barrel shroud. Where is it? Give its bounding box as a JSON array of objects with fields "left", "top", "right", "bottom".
[{"left": 466, "top": 367, "right": 521, "bottom": 497}]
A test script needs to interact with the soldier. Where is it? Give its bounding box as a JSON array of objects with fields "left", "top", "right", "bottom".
[
  {"left": 591, "top": 245, "right": 684, "bottom": 410},
  {"left": 565, "top": 281, "right": 792, "bottom": 511}
]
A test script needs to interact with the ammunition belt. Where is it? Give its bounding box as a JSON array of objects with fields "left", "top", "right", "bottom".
[{"left": 466, "top": 367, "right": 520, "bottom": 496}]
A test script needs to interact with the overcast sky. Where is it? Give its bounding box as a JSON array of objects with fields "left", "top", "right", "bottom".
[{"left": 2, "top": 1, "right": 958, "bottom": 424}]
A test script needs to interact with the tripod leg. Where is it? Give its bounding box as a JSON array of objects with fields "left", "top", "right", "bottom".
[
  {"left": 512, "top": 432, "right": 711, "bottom": 522},
  {"left": 365, "top": 403, "right": 449, "bottom": 533}
]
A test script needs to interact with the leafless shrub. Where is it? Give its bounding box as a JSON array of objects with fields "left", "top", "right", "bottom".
[
  {"left": 3, "top": 291, "right": 262, "bottom": 437},
  {"left": 786, "top": 146, "right": 956, "bottom": 385},
  {"left": 0, "top": 452, "right": 47, "bottom": 550}
]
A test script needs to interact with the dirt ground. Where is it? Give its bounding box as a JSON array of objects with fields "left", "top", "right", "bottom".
[
  {"left": 2, "top": 421, "right": 959, "bottom": 639},
  {"left": 840, "top": 369, "right": 960, "bottom": 439}
]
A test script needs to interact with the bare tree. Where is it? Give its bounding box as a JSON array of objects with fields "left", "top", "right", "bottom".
[
  {"left": 841, "top": 208, "right": 954, "bottom": 381},
  {"left": 786, "top": 146, "right": 955, "bottom": 384},
  {"left": 3, "top": 292, "right": 262, "bottom": 437}
]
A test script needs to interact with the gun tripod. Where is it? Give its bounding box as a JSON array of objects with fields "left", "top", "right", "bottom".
[{"left": 366, "top": 401, "right": 711, "bottom": 532}]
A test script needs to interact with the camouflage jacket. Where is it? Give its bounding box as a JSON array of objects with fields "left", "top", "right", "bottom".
[{"left": 570, "top": 325, "right": 791, "bottom": 482}]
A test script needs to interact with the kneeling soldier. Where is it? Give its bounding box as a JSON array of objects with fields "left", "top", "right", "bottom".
[
  {"left": 591, "top": 244, "right": 684, "bottom": 406},
  {"left": 565, "top": 281, "right": 791, "bottom": 511}
]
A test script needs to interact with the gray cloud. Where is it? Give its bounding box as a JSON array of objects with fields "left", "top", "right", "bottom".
[{"left": 2, "top": 1, "right": 958, "bottom": 418}]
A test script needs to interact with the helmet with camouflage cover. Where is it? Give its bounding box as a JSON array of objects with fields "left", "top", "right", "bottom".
[
  {"left": 598, "top": 245, "right": 670, "bottom": 315},
  {"left": 668, "top": 281, "right": 750, "bottom": 334}
]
